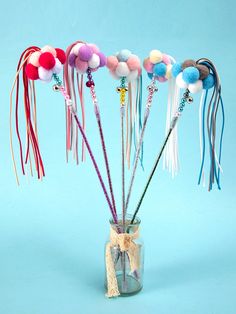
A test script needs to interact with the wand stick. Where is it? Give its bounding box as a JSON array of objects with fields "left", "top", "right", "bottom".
[
  {"left": 53, "top": 74, "right": 118, "bottom": 224},
  {"left": 130, "top": 89, "right": 191, "bottom": 224},
  {"left": 125, "top": 78, "right": 158, "bottom": 214},
  {"left": 117, "top": 77, "right": 128, "bottom": 290},
  {"left": 86, "top": 68, "right": 117, "bottom": 215}
]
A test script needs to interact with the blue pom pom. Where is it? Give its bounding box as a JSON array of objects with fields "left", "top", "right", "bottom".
[
  {"left": 172, "top": 63, "right": 182, "bottom": 77},
  {"left": 147, "top": 72, "right": 153, "bottom": 79},
  {"left": 203, "top": 73, "right": 215, "bottom": 89},
  {"left": 182, "top": 66, "right": 200, "bottom": 84},
  {"left": 117, "top": 49, "right": 132, "bottom": 62},
  {"left": 153, "top": 62, "right": 166, "bottom": 76}
]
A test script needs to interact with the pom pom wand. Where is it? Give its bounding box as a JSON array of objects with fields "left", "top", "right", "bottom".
[
  {"left": 107, "top": 49, "right": 142, "bottom": 292},
  {"left": 64, "top": 41, "right": 117, "bottom": 216},
  {"left": 10, "top": 45, "right": 118, "bottom": 224},
  {"left": 130, "top": 57, "right": 224, "bottom": 224},
  {"left": 125, "top": 50, "right": 177, "bottom": 215}
]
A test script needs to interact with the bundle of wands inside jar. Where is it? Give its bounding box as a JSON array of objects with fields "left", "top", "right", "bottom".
[{"left": 10, "top": 43, "right": 224, "bottom": 297}]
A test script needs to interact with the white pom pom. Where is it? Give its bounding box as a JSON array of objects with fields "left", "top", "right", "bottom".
[
  {"left": 88, "top": 53, "right": 100, "bottom": 69},
  {"left": 176, "top": 73, "right": 188, "bottom": 89},
  {"left": 41, "top": 45, "right": 56, "bottom": 57},
  {"left": 188, "top": 80, "right": 203, "bottom": 94},
  {"left": 52, "top": 58, "right": 62, "bottom": 74},
  {"left": 109, "top": 70, "right": 119, "bottom": 80},
  {"left": 72, "top": 43, "right": 84, "bottom": 56},
  {"left": 38, "top": 67, "right": 53, "bottom": 82},
  {"left": 115, "top": 62, "right": 130, "bottom": 77},
  {"left": 127, "top": 70, "right": 138, "bottom": 82}
]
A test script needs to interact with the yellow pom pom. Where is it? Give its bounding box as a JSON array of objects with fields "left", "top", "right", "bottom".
[
  {"left": 165, "top": 64, "right": 172, "bottom": 79},
  {"left": 149, "top": 50, "right": 163, "bottom": 64}
]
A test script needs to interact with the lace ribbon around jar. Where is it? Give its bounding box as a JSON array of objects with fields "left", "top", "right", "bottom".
[{"left": 105, "top": 226, "right": 140, "bottom": 298}]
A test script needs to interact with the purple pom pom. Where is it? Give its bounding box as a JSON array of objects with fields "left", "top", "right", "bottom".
[
  {"left": 97, "top": 52, "right": 106, "bottom": 67},
  {"left": 68, "top": 53, "right": 76, "bottom": 67},
  {"left": 78, "top": 45, "right": 93, "bottom": 61}
]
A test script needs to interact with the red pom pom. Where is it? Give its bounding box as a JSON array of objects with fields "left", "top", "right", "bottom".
[
  {"left": 39, "top": 52, "right": 56, "bottom": 70},
  {"left": 25, "top": 63, "right": 39, "bottom": 80},
  {"left": 55, "top": 48, "right": 66, "bottom": 64}
]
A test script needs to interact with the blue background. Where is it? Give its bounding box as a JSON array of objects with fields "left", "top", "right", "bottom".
[{"left": 0, "top": 0, "right": 235, "bottom": 313}]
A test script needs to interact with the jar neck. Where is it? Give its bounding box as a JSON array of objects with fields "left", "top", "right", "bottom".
[{"left": 109, "top": 214, "right": 140, "bottom": 233}]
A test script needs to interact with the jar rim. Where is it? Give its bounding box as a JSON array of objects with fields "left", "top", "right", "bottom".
[{"left": 109, "top": 214, "right": 141, "bottom": 227}]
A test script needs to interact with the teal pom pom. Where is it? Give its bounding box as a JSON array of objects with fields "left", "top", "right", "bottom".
[
  {"left": 147, "top": 72, "right": 153, "bottom": 79},
  {"left": 153, "top": 62, "right": 166, "bottom": 76},
  {"left": 182, "top": 66, "right": 200, "bottom": 84},
  {"left": 203, "top": 73, "right": 215, "bottom": 89},
  {"left": 117, "top": 49, "right": 132, "bottom": 62},
  {"left": 172, "top": 63, "right": 182, "bottom": 77}
]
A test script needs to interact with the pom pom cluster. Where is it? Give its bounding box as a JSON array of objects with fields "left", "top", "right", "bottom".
[
  {"left": 172, "top": 59, "right": 215, "bottom": 93},
  {"left": 106, "top": 49, "right": 141, "bottom": 82},
  {"left": 69, "top": 43, "right": 106, "bottom": 74},
  {"left": 143, "top": 49, "right": 174, "bottom": 82},
  {"left": 25, "top": 45, "right": 66, "bottom": 82}
]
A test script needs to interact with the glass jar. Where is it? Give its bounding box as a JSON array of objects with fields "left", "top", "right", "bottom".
[{"left": 105, "top": 214, "right": 144, "bottom": 297}]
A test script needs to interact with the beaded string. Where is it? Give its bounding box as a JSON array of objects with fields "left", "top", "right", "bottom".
[
  {"left": 130, "top": 89, "right": 192, "bottom": 224},
  {"left": 53, "top": 74, "right": 118, "bottom": 224},
  {"left": 125, "top": 77, "right": 158, "bottom": 215},
  {"left": 85, "top": 68, "right": 117, "bottom": 215}
]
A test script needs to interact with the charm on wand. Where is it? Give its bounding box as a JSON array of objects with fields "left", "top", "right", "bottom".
[{"left": 130, "top": 57, "right": 225, "bottom": 224}]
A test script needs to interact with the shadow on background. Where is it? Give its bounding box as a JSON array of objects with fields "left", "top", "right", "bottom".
[
  {"left": 0, "top": 234, "right": 104, "bottom": 294},
  {"left": 144, "top": 249, "right": 236, "bottom": 292}
]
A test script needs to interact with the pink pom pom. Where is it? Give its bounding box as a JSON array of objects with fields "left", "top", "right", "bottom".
[
  {"left": 88, "top": 43, "right": 100, "bottom": 54},
  {"left": 127, "top": 55, "right": 140, "bottom": 71},
  {"left": 107, "top": 56, "right": 118, "bottom": 71},
  {"left": 143, "top": 58, "right": 153, "bottom": 73},
  {"left": 157, "top": 76, "right": 167, "bottom": 83},
  {"left": 162, "top": 54, "right": 171, "bottom": 65},
  {"left": 39, "top": 52, "right": 55, "bottom": 70},
  {"left": 25, "top": 63, "right": 39, "bottom": 80},
  {"left": 55, "top": 48, "right": 66, "bottom": 64},
  {"left": 75, "top": 57, "right": 88, "bottom": 73}
]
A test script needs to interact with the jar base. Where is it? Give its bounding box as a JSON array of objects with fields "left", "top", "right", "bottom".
[{"left": 116, "top": 274, "right": 143, "bottom": 296}]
